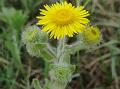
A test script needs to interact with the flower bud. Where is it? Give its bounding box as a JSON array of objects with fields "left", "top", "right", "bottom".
[
  {"left": 49, "top": 63, "right": 75, "bottom": 82},
  {"left": 82, "top": 26, "right": 102, "bottom": 47},
  {"left": 22, "top": 25, "right": 48, "bottom": 45}
]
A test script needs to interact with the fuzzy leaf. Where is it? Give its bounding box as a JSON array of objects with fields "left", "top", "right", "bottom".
[{"left": 32, "top": 78, "right": 42, "bottom": 89}]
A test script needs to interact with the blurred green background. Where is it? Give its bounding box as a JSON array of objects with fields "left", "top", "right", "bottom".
[{"left": 0, "top": 0, "right": 120, "bottom": 89}]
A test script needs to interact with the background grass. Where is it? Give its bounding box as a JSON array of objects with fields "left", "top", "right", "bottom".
[{"left": 0, "top": 0, "right": 120, "bottom": 89}]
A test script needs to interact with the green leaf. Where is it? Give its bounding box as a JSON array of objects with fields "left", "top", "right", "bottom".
[
  {"left": 40, "top": 49, "right": 54, "bottom": 62},
  {"left": 26, "top": 43, "right": 54, "bottom": 62},
  {"left": 4, "top": 40, "right": 22, "bottom": 68},
  {"left": 32, "top": 78, "right": 42, "bottom": 89},
  {"left": 0, "top": 7, "right": 27, "bottom": 30}
]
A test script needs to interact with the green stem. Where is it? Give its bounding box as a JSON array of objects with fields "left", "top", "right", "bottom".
[
  {"left": 49, "top": 38, "right": 67, "bottom": 89},
  {"left": 44, "top": 62, "right": 49, "bottom": 78},
  {"left": 57, "top": 38, "right": 66, "bottom": 63},
  {"left": 76, "top": 0, "right": 81, "bottom": 6},
  {"left": 51, "top": 81, "right": 67, "bottom": 89},
  {"left": 83, "top": 0, "right": 91, "bottom": 7},
  {"left": 12, "top": 30, "right": 24, "bottom": 74},
  {"left": 60, "top": 0, "right": 64, "bottom": 3}
]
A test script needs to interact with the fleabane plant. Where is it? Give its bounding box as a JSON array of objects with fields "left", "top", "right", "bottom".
[
  {"left": 22, "top": 1, "right": 102, "bottom": 89},
  {"left": 36, "top": 1, "right": 89, "bottom": 39}
]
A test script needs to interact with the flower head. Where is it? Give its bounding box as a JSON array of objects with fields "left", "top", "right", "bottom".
[
  {"left": 49, "top": 63, "right": 75, "bottom": 82},
  {"left": 22, "top": 26, "right": 48, "bottom": 44},
  {"left": 82, "top": 26, "right": 101, "bottom": 46},
  {"left": 37, "top": 2, "right": 89, "bottom": 39}
]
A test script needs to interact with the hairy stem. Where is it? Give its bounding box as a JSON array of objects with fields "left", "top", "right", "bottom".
[
  {"left": 60, "top": 0, "right": 64, "bottom": 3},
  {"left": 76, "top": 0, "right": 81, "bottom": 6},
  {"left": 57, "top": 38, "right": 66, "bottom": 63}
]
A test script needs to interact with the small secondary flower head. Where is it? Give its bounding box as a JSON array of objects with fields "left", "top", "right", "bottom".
[
  {"left": 37, "top": 2, "right": 89, "bottom": 39},
  {"left": 82, "top": 26, "right": 101, "bottom": 46},
  {"left": 22, "top": 25, "right": 48, "bottom": 45}
]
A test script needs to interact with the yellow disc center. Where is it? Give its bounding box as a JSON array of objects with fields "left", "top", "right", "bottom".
[{"left": 52, "top": 9, "right": 74, "bottom": 25}]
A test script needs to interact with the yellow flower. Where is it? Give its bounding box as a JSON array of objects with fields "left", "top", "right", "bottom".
[
  {"left": 36, "top": 2, "right": 89, "bottom": 39},
  {"left": 82, "top": 26, "right": 101, "bottom": 46}
]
